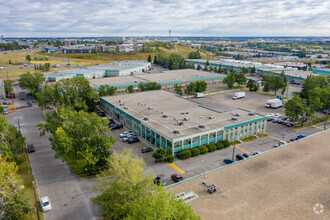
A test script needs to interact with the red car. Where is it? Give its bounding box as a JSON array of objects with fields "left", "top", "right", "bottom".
[{"left": 171, "top": 174, "right": 184, "bottom": 183}]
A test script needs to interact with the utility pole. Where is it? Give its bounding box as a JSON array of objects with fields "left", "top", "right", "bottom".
[
  {"left": 324, "top": 109, "right": 328, "bottom": 130},
  {"left": 231, "top": 136, "right": 239, "bottom": 162}
]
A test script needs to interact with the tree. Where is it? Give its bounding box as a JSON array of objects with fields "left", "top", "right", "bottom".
[
  {"left": 223, "top": 72, "right": 235, "bottom": 89},
  {"left": 98, "top": 85, "right": 107, "bottom": 97},
  {"left": 241, "top": 67, "right": 248, "bottom": 74},
  {"left": 174, "top": 83, "right": 183, "bottom": 96},
  {"left": 284, "top": 96, "right": 321, "bottom": 127},
  {"left": 37, "top": 107, "right": 115, "bottom": 165},
  {"left": 19, "top": 72, "right": 45, "bottom": 95},
  {"left": 262, "top": 73, "right": 285, "bottom": 95},
  {"left": 36, "top": 77, "right": 98, "bottom": 112},
  {"left": 188, "top": 51, "right": 201, "bottom": 59},
  {"left": 247, "top": 79, "right": 259, "bottom": 91},
  {"left": 168, "top": 53, "right": 184, "bottom": 70},
  {"left": 25, "top": 55, "right": 31, "bottom": 62},
  {"left": 106, "top": 85, "right": 116, "bottom": 96},
  {"left": 153, "top": 55, "right": 158, "bottom": 64},
  {"left": 186, "top": 82, "right": 196, "bottom": 94},
  {"left": 251, "top": 65, "right": 256, "bottom": 73},
  {"left": 197, "top": 64, "right": 202, "bottom": 70},
  {"left": 127, "top": 85, "right": 135, "bottom": 93},
  {"left": 235, "top": 71, "right": 247, "bottom": 87},
  {"left": 0, "top": 155, "right": 34, "bottom": 220},
  {"left": 195, "top": 81, "right": 207, "bottom": 92},
  {"left": 0, "top": 105, "right": 3, "bottom": 113},
  {"left": 138, "top": 82, "right": 145, "bottom": 91},
  {"left": 301, "top": 75, "right": 328, "bottom": 99},
  {"left": 147, "top": 54, "right": 152, "bottom": 63},
  {"left": 205, "top": 60, "right": 209, "bottom": 66}
]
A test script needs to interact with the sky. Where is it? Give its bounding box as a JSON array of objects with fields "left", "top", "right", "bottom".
[{"left": 0, "top": 0, "right": 329, "bottom": 37}]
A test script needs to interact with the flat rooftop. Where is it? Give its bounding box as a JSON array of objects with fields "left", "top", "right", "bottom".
[
  {"left": 168, "top": 129, "right": 330, "bottom": 219},
  {"left": 89, "top": 69, "right": 224, "bottom": 87},
  {"left": 44, "top": 68, "right": 105, "bottom": 78},
  {"left": 262, "top": 68, "right": 314, "bottom": 79},
  {"left": 102, "top": 90, "right": 264, "bottom": 139}
]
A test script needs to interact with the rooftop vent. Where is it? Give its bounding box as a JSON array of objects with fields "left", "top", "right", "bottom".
[
  {"left": 235, "top": 113, "right": 241, "bottom": 117},
  {"left": 199, "top": 124, "right": 205, "bottom": 129},
  {"left": 144, "top": 116, "right": 149, "bottom": 121},
  {"left": 184, "top": 117, "right": 189, "bottom": 121},
  {"left": 176, "top": 192, "right": 199, "bottom": 202},
  {"left": 248, "top": 112, "right": 255, "bottom": 116},
  {"left": 163, "top": 114, "right": 168, "bottom": 118},
  {"left": 186, "top": 112, "right": 189, "bottom": 114},
  {"left": 177, "top": 121, "right": 184, "bottom": 126},
  {"left": 124, "top": 106, "right": 128, "bottom": 110},
  {"left": 232, "top": 117, "right": 238, "bottom": 121},
  {"left": 208, "top": 116, "right": 214, "bottom": 119},
  {"left": 181, "top": 112, "right": 185, "bottom": 115},
  {"left": 173, "top": 129, "right": 179, "bottom": 134},
  {"left": 148, "top": 106, "right": 154, "bottom": 110}
]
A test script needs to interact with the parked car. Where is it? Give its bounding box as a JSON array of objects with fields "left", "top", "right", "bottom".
[
  {"left": 27, "top": 144, "right": 35, "bottom": 153},
  {"left": 154, "top": 177, "right": 166, "bottom": 186},
  {"left": 171, "top": 174, "right": 184, "bottom": 183},
  {"left": 297, "top": 135, "right": 307, "bottom": 140},
  {"left": 123, "top": 135, "right": 133, "bottom": 142},
  {"left": 127, "top": 136, "right": 140, "bottom": 144},
  {"left": 97, "top": 111, "right": 106, "bottom": 117},
  {"left": 120, "top": 131, "right": 132, "bottom": 138},
  {"left": 236, "top": 154, "right": 245, "bottom": 161},
  {"left": 252, "top": 151, "right": 260, "bottom": 155},
  {"left": 142, "top": 146, "right": 153, "bottom": 153},
  {"left": 272, "top": 117, "right": 279, "bottom": 123},
  {"left": 3, "top": 110, "right": 8, "bottom": 114},
  {"left": 242, "top": 153, "right": 250, "bottom": 158},
  {"left": 109, "top": 123, "right": 123, "bottom": 130},
  {"left": 274, "top": 141, "right": 286, "bottom": 148},
  {"left": 108, "top": 118, "right": 115, "bottom": 125},
  {"left": 223, "top": 159, "right": 235, "bottom": 164},
  {"left": 40, "top": 196, "right": 52, "bottom": 212},
  {"left": 282, "top": 120, "right": 290, "bottom": 125},
  {"left": 286, "top": 122, "right": 296, "bottom": 127}
]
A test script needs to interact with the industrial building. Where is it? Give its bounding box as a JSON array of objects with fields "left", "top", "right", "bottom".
[
  {"left": 43, "top": 60, "right": 151, "bottom": 82},
  {"left": 0, "top": 78, "right": 5, "bottom": 98},
  {"left": 100, "top": 90, "right": 267, "bottom": 155},
  {"left": 89, "top": 69, "right": 226, "bottom": 94}
]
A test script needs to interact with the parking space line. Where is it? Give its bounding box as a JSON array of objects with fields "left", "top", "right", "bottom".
[
  {"left": 208, "top": 165, "right": 216, "bottom": 169},
  {"left": 169, "top": 163, "right": 185, "bottom": 174},
  {"left": 182, "top": 173, "right": 189, "bottom": 178},
  {"left": 167, "top": 177, "right": 174, "bottom": 184},
  {"left": 235, "top": 146, "right": 251, "bottom": 155},
  {"left": 202, "top": 167, "right": 208, "bottom": 172},
  {"left": 188, "top": 171, "right": 197, "bottom": 176},
  {"left": 268, "top": 135, "right": 284, "bottom": 142},
  {"left": 312, "top": 125, "right": 324, "bottom": 130},
  {"left": 195, "top": 169, "right": 203, "bottom": 174}
]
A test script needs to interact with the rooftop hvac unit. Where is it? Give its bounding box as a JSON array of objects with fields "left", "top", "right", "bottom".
[
  {"left": 208, "top": 116, "right": 214, "bottom": 119},
  {"left": 199, "top": 124, "right": 205, "bottom": 129},
  {"left": 184, "top": 117, "right": 189, "bottom": 121},
  {"left": 173, "top": 129, "right": 179, "bottom": 134},
  {"left": 163, "top": 114, "right": 168, "bottom": 118},
  {"left": 124, "top": 106, "right": 128, "bottom": 109},
  {"left": 148, "top": 106, "right": 154, "bottom": 110},
  {"left": 232, "top": 117, "right": 238, "bottom": 121},
  {"left": 177, "top": 121, "right": 184, "bottom": 126},
  {"left": 181, "top": 112, "right": 185, "bottom": 115},
  {"left": 119, "top": 102, "right": 124, "bottom": 106},
  {"left": 235, "top": 113, "right": 241, "bottom": 117},
  {"left": 186, "top": 112, "right": 189, "bottom": 114},
  {"left": 144, "top": 116, "right": 149, "bottom": 121}
]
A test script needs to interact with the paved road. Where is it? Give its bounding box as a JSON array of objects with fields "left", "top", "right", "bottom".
[{"left": 6, "top": 86, "right": 98, "bottom": 220}]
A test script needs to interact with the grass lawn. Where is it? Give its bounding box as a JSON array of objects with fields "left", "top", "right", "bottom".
[
  {"left": 256, "top": 91, "right": 289, "bottom": 99},
  {"left": 242, "top": 136, "right": 258, "bottom": 142},
  {"left": 17, "top": 151, "right": 44, "bottom": 220},
  {"left": 257, "top": 133, "right": 269, "bottom": 138},
  {"left": 65, "top": 155, "right": 96, "bottom": 179},
  {"left": 291, "top": 117, "right": 328, "bottom": 130}
]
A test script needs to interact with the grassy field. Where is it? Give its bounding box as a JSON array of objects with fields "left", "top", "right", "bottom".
[
  {"left": 242, "top": 136, "right": 258, "bottom": 142},
  {"left": 1, "top": 67, "right": 72, "bottom": 79}
]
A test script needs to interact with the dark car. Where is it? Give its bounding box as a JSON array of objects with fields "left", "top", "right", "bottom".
[
  {"left": 236, "top": 154, "right": 245, "bottom": 161},
  {"left": 97, "top": 111, "right": 106, "bottom": 117},
  {"left": 154, "top": 177, "right": 166, "bottom": 186},
  {"left": 127, "top": 136, "right": 140, "bottom": 144},
  {"left": 223, "top": 159, "right": 234, "bottom": 164},
  {"left": 252, "top": 151, "right": 260, "bottom": 155},
  {"left": 27, "top": 144, "right": 35, "bottom": 153},
  {"left": 242, "top": 153, "right": 250, "bottom": 158},
  {"left": 142, "top": 146, "right": 153, "bottom": 153},
  {"left": 286, "top": 122, "right": 296, "bottom": 127},
  {"left": 108, "top": 118, "right": 115, "bottom": 125},
  {"left": 171, "top": 174, "right": 184, "bottom": 183},
  {"left": 297, "top": 135, "right": 307, "bottom": 140},
  {"left": 109, "top": 123, "right": 123, "bottom": 130}
]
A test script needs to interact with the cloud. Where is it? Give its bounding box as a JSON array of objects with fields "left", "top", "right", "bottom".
[{"left": 0, "top": 0, "right": 329, "bottom": 37}]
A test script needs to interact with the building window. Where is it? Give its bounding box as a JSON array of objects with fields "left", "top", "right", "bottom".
[
  {"left": 161, "top": 136, "right": 166, "bottom": 144},
  {"left": 193, "top": 136, "right": 199, "bottom": 143},
  {"left": 167, "top": 140, "right": 172, "bottom": 148},
  {"left": 156, "top": 133, "right": 160, "bottom": 139},
  {"left": 201, "top": 134, "right": 208, "bottom": 141},
  {"left": 210, "top": 132, "right": 216, "bottom": 138},
  {"left": 217, "top": 130, "right": 223, "bottom": 136},
  {"left": 184, "top": 139, "right": 191, "bottom": 145},
  {"left": 174, "top": 141, "right": 182, "bottom": 148}
]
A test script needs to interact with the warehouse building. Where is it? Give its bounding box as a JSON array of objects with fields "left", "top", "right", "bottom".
[
  {"left": 101, "top": 90, "right": 267, "bottom": 155},
  {"left": 43, "top": 60, "right": 151, "bottom": 82},
  {"left": 0, "top": 78, "right": 5, "bottom": 98},
  {"left": 89, "top": 69, "right": 226, "bottom": 94}
]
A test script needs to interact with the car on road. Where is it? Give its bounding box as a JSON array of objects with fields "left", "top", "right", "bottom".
[
  {"left": 32, "top": 100, "right": 37, "bottom": 103},
  {"left": 2, "top": 101, "right": 7, "bottom": 105},
  {"left": 27, "top": 144, "right": 35, "bottom": 153},
  {"left": 236, "top": 154, "right": 245, "bottom": 161},
  {"left": 109, "top": 123, "right": 123, "bottom": 130},
  {"left": 154, "top": 177, "right": 167, "bottom": 186},
  {"left": 171, "top": 174, "right": 184, "bottom": 183},
  {"left": 223, "top": 159, "right": 235, "bottom": 164},
  {"left": 3, "top": 109, "right": 8, "bottom": 114},
  {"left": 120, "top": 131, "right": 132, "bottom": 138},
  {"left": 97, "top": 111, "right": 106, "bottom": 117},
  {"left": 252, "top": 151, "right": 260, "bottom": 155},
  {"left": 127, "top": 136, "right": 140, "bottom": 144},
  {"left": 242, "top": 153, "right": 250, "bottom": 158},
  {"left": 142, "top": 146, "right": 153, "bottom": 153},
  {"left": 40, "top": 196, "right": 52, "bottom": 212}
]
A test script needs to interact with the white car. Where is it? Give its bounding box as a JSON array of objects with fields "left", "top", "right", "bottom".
[
  {"left": 266, "top": 113, "right": 274, "bottom": 117},
  {"left": 120, "top": 131, "right": 132, "bottom": 138},
  {"left": 274, "top": 113, "right": 281, "bottom": 117},
  {"left": 40, "top": 196, "right": 52, "bottom": 212}
]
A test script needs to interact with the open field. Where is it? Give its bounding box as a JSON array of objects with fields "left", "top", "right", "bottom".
[{"left": 1, "top": 67, "right": 72, "bottom": 79}]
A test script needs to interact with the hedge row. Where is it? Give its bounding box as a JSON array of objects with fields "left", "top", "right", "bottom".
[{"left": 177, "top": 140, "right": 231, "bottom": 160}]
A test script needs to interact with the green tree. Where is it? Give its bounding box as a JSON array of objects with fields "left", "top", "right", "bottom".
[
  {"left": 174, "top": 83, "right": 183, "bottom": 96},
  {"left": 37, "top": 107, "right": 115, "bottom": 165},
  {"left": 197, "top": 64, "right": 202, "bottom": 70},
  {"left": 147, "top": 54, "right": 152, "bottom": 63},
  {"left": 251, "top": 65, "right": 256, "bottom": 73},
  {"left": 168, "top": 53, "right": 184, "bottom": 70},
  {"left": 127, "top": 85, "right": 135, "bottom": 93},
  {"left": 19, "top": 72, "right": 45, "bottom": 95},
  {"left": 25, "top": 55, "right": 31, "bottom": 62},
  {"left": 138, "top": 82, "right": 145, "bottom": 91},
  {"left": 186, "top": 82, "right": 196, "bottom": 94},
  {"left": 301, "top": 75, "right": 329, "bottom": 99},
  {"left": 195, "top": 81, "right": 207, "bottom": 92},
  {"left": 223, "top": 72, "right": 235, "bottom": 89},
  {"left": 188, "top": 51, "right": 202, "bottom": 59},
  {"left": 205, "top": 60, "right": 209, "bottom": 66},
  {"left": 106, "top": 85, "right": 116, "bottom": 96},
  {"left": 262, "top": 73, "right": 285, "bottom": 95},
  {"left": 153, "top": 55, "right": 158, "bottom": 64},
  {"left": 0, "top": 105, "right": 3, "bottom": 113},
  {"left": 98, "top": 85, "right": 107, "bottom": 97},
  {"left": 284, "top": 96, "right": 321, "bottom": 127},
  {"left": 246, "top": 79, "right": 259, "bottom": 91},
  {"left": 235, "top": 71, "right": 247, "bottom": 87}
]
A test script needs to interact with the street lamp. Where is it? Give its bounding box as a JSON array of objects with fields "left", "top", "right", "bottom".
[{"left": 231, "top": 136, "right": 240, "bottom": 162}]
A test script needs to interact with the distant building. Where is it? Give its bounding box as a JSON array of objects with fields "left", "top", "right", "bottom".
[
  {"left": 61, "top": 46, "right": 94, "bottom": 54},
  {"left": 118, "top": 44, "right": 144, "bottom": 52},
  {"left": 100, "top": 46, "right": 117, "bottom": 52},
  {"left": 0, "top": 78, "right": 5, "bottom": 98}
]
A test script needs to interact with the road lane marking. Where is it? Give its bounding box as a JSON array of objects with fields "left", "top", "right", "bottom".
[
  {"left": 169, "top": 163, "right": 185, "bottom": 174},
  {"left": 268, "top": 135, "right": 284, "bottom": 142},
  {"left": 235, "top": 146, "right": 251, "bottom": 155},
  {"left": 312, "top": 125, "right": 324, "bottom": 130}
]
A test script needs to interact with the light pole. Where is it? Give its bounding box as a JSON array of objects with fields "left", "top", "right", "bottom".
[{"left": 231, "top": 136, "right": 239, "bottom": 162}]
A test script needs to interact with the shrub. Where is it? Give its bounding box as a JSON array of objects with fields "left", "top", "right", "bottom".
[
  {"left": 221, "top": 140, "right": 231, "bottom": 148},
  {"left": 198, "top": 145, "right": 208, "bottom": 154},
  {"left": 177, "top": 149, "right": 191, "bottom": 159},
  {"left": 155, "top": 156, "right": 167, "bottom": 163},
  {"left": 153, "top": 148, "right": 166, "bottom": 159},
  {"left": 216, "top": 142, "right": 224, "bottom": 150},
  {"left": 190, "top": 148, "right": 200, "bottom": 157},
  {"left": 167, "top": 155, "right": 174, "bottom": 163},
  {"left": 83, "top": 164, "right": 100, "bottom": 176},
  {"left": 207, "top": 144, "right": 216, "bottom": 152}
]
